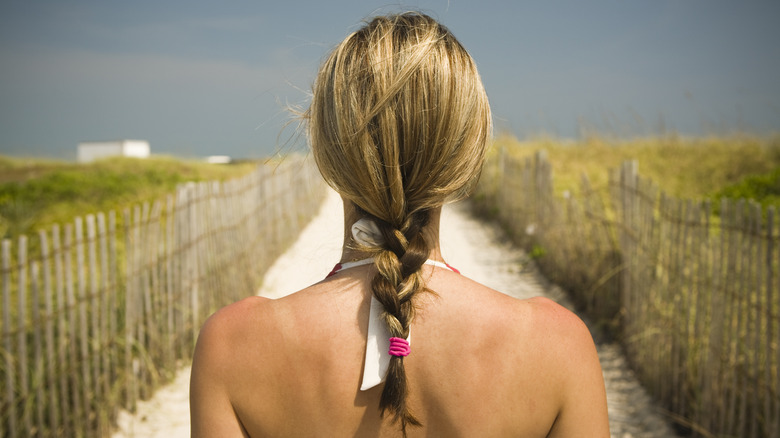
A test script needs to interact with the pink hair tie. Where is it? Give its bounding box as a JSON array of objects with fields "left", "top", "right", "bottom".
[{"left": 388, "top": 337, "right": 410, "bottom": 357}]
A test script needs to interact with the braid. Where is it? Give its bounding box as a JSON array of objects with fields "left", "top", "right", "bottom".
[{"left": 369, "top": 210, "right": 430, "bottom": 434}]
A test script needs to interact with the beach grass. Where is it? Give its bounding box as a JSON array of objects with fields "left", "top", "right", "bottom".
[
  {"left": 490, "top": 133, "right": 780, "bottom": 203},
  {"left": 0, "top": 155, "right": 259, "bottom": 240}
]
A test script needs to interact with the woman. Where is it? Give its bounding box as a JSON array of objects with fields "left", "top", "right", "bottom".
[{"left": 190, "top": 12, "right": 609, "bottom": 437}]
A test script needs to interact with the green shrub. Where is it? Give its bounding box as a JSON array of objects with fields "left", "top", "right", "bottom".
[{"left": 711, "top": 167, "right": 780, "bottom": 210}]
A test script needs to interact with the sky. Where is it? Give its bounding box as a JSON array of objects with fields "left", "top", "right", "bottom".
[{"left": 1, "top": 0, "right": 779, "bottom": 160}]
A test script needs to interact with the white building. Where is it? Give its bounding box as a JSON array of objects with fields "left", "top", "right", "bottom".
[
  {"left": 206, "top": 155, "right": 232, "bottom": 164},
  {"left": 77, "top": 140, "right": 150, "bottom": 163}
]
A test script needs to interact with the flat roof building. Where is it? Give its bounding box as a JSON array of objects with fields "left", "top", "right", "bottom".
[{"left": 77, "top": 140, "right": 150, "bottom": 163}]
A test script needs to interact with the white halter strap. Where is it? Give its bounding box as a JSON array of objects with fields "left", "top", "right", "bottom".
[{"left": 327, "top": 258, "right": 457, "bottom": 390}]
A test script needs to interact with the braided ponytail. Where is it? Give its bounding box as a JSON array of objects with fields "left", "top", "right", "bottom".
[
  {"left": 370, "top": 211, "right": 430, "bottom": 431},
  {"left": 307, "top": 11, "right": 492, "bottom": 436}
]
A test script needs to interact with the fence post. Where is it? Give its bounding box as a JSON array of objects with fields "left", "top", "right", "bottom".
[
  {"left": 123, "top": 208, "right": 136, "bottom": 413},
  {"left": 188, "top": 183, "right": 200, "bottom": 352},
  {"left": 619, "top": 161, "right": 637, "bottom": 358},
  {"left": 86, "top": 214, "right": 102, "bottom": 432},
  {"left": 96, "top": 211, "right": 111, "bottom": 430},
  {"left": 766, "top": 207, "right": 777, "bottom": 436},
  {"left": 17, "top": 236, "right": 31, "bottom": 436},
  {"left": 107, "top": 210, "right": 118, "bottom": 417},
  {"left": 30, "top": 261, "right": 45, "bottom": 434},
  {"left": 165, "top": 194, "right": 175, "bottom": 372},
  {"left": 38, "top": 229, "right": 60, "bottom": 434},
  {"left": 52, "top": 224, "right": 73, "bottom": 435},
  {"left": 2, "top": 239, "right": 17, "bottom": 438}
]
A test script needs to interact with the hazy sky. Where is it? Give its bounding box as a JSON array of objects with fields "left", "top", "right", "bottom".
[{"left": 1, "top": 0, "right": 779, "bottom": 159}]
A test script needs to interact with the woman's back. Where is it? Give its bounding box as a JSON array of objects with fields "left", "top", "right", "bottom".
[{"left": 191, "top": 263, "right": 608, "bottom": 437}]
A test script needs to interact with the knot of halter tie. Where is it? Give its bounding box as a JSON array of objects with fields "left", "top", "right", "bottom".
[
  {"left": 388, "top": 337, "right": 411, "bottom": 357},
  {"left": 324, "top": 258, "right": 459, "bottom": 390}
]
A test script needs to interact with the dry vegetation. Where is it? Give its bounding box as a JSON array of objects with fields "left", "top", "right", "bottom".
[{"left": 490, "top": 133, "right": 780, "bottom": 202}]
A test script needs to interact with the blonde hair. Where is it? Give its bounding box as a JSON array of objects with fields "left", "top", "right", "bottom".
[{"left": 307, "top": 12, "right": 491, "bottom": 434}]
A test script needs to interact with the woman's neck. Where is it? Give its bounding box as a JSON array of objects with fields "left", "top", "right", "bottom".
[{"left": 339, "top": 198, "right": 443, "bottom": 264}]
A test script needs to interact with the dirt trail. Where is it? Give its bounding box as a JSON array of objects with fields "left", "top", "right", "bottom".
[{"left": 113, "top": 189, "right": 678, "bottom": 438}]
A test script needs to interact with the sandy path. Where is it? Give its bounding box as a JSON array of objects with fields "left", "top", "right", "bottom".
[{"left": 113, "top": 189, "right": 677, "bottom": 437}]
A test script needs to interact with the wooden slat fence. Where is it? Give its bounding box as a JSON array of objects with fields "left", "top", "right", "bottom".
[
  {"left": 1, "top": 156, "right": 326, "bottom": 437},
  {"left": 474, "top": 150, "right": 779, "bottom": 437}
]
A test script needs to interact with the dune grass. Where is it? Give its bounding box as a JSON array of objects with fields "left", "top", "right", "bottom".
[
  {"left": 491, "top": 133, "right": 780, "bottom": 203},
  {"left": 0, "top": 155, "right": 259, "bottom": 240}
]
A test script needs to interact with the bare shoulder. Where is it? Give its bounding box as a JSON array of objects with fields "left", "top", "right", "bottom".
[
  {"left": 420, "top": 276, "right": 608, "bottom": 435},
  {"left": 447, "top": 275, "right": 593, "bottom": 345},
  {"left": 433, "top": 274, "right": 600, "bottom": 381},
  {"left": 192, "top": 296, "right": 274, "bottom": 376},
  {"left": 190, "top": 296, "right": 276, "bottom": 437},
  {"left": 207, "top": 295, "right": 273, "bottom": 328},
  {"left": 520, "top": 297, "right": 609, "bottom": 437},
  {"left": 514, "top": 296, "right": 600, "bottom": 375},
  {"left": 524, "top": 296, "right": 594, "bottom": 342},
  {"left": 196, "top": 296, "right": 273, "bottom": 347}
]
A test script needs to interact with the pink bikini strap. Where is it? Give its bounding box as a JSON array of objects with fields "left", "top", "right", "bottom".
[
  {"left": 326, "top": 263, "right": 342, "bottom": 278},
  {"left": 388, "top": 337, "right": 411, "bottom": 357},
  {"left": 445, "top": 262, "right": 460, "bottom": 274}
]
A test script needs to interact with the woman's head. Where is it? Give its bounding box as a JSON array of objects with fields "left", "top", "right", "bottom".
[{"left": 308, "top": 12, "right": 491, "bottom": 228}]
